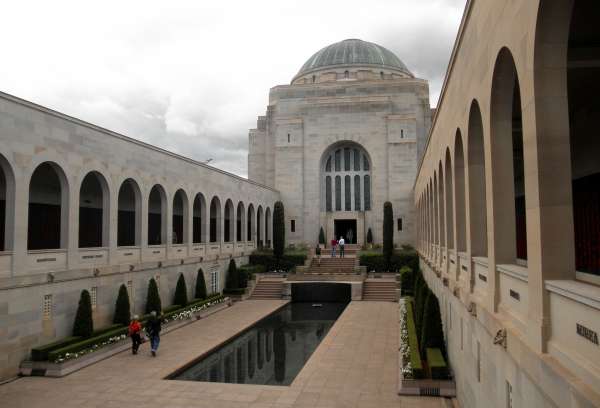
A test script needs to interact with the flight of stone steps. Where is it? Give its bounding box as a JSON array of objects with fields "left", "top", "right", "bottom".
[
  {"left": 249, "top": 278, "right": 284, "bottom": 299},
  {"left": 306, "top": 257, "right": 358, "bottom": 275},
  {"left": 362, "top": 279, "right": 398, "bottom": 301}
]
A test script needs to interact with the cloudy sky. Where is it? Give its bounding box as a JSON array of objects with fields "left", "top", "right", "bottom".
[{"left": 1, "top": 0, "right": 464, "bottom": 177}]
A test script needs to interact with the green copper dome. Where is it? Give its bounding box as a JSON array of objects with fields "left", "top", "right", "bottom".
[{"left": 295, "top": 39, "right": 412, "bottom": 80}]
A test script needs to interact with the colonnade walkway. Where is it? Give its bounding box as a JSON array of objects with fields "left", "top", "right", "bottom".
[{"left": 0, "top": 300, "right": 447, "bottom": 408}]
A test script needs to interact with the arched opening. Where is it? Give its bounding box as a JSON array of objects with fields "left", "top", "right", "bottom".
[
  {"left": 210, "top": 196, "right": 221, "bottom": 243},
  {"left": 148, "top": 185, "right": 166, "bottom": 245},
  {"left": 444, "top": 150, "right": 454, "bottom": 250},
  {"left": 28, "top": 162, "right": 68, "bottom": 250},
  {"left": 468, "top": 101, "right": 488, "bottom": 257},
  {"left": 236, "top": 202, "right": 245, "bottom": 242},
  {"left": 118, "top": 179, "right": 141, "bottom": 247},
  {"left": 490, "top": 47, "right": 527, "bottom": 263},
  {"left": 257, "top": 206, "right": 263, "bottom": 247},
  {"left": 0, "top": 155, "right": 15, "bottom": 251},
  {"left": 79, "top": 171, "right": 109, "bottom": 248},
  {"left": 454, "top": 131, "right": 467, "bottom": 253},
  {"left": 247, "top": 204, "right": 255, "bottom": 242},
  {"left": 224, "top": 199, "right": 234, "bottom": 242},
  {"left": 344, "top": 70, "right": 349, "bottom": 79},
  {"left": 265, "top": 207, "right": 271, "bottom": 248},
  {"left": 172, "top": 189, "right": 188, "bottom": 244},
  {"left": 193, "top": 193, "right": 206, "bottom": 243}
]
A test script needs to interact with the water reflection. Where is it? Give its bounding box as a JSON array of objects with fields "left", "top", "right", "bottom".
[{"left": 172, "top": 302, "right": 347, "bottom": 385}]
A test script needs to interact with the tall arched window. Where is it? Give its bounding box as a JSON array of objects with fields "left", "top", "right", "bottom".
[
  {"left": 224, "top": 200, "right": 234, "bottom": 242},
  {"left": 148, "top": 185, "right": 166, "bottom": 245},
  {"left": 210, "top": 197, "right": 221, "bottom": 242},
  {"left": 193, "top": 193, "right": 206, "bottom": 243},
  {"left": 236, "top": 202, "right": 245, "bottom": 242},
  {"left": 172, "top": 189, "right": 188, "bottom": 244},
  {"left": 79, "top": 171, "right": 108, "bottom": 248},
  {"left": 247, "top": 204, "right": 255, "bottom": 241},
  {"left": 0, "top": 155, "right": 14, "bottom": 251},
  {"left": 322, "top": 143, "right": 371, "bottom": 212},
  {"left": 118, "top": 179, "right": 141, "bottom": 247}
]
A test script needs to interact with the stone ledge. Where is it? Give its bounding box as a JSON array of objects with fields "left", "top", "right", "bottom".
[{"left": 545, "top": 279, "right": 600, "bottom": 311}]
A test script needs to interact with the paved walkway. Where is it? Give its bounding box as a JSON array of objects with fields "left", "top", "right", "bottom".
[{"left": 0, "top": 300, "right": 446, "bottom": 408}]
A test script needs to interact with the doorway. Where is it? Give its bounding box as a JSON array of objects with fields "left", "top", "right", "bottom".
[{"left": 334, "top": 219, "right": 357, "bottom": 244}]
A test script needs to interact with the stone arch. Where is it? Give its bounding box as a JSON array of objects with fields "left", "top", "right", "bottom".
[
  {"left": 148, "top": 184, "right": 167, "bottom": 245},
  {"left": 467, "top": 100, "right": 488, "bottom": 257},
  {"left": 117, "top": 178, "right": 142, "bottom": 247},
  {"left": 0, "top": 154, "right": 15, "bottom": 251},
  {"left": 236, "top": 201, "right": 246, "bottom": 242},
  {"left": 193, "top": 193, "right": 206, "bottom": 243},
  {"left": 265, "top": 207, "right": 272, "bottom": 248},
  {"left": 79, "top": 171, "right": 110, "bottom": 248},
  {"left": 257, "top": 205, "right": 264, "bottom": 247},
  {"left": 210, "top": 196, "right": 222, "bottom": 243},
  {"left": 224, "top": 199, "right": 234, "bottom": 242},
  {"left": 28, "top": 162, "right": 69, "bottom": 250},
  {"left": 444, "top": 148, "right": 454, "bottom": 250},
  {"left": 247, "top": 204, "right": 255, "bottom": 242},
  {"left": 454, "top": 131, "right": 467, "bottom": 253},
  {"left": 172, "top": 189, "right": 189, "bottom": 244},
  {"left": 490, "top": 47, "right": 527, "bottom": 262}
]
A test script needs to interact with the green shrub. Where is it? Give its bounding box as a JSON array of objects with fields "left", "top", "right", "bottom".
[
  {"left": 367, "top": 228, "right": 373, "bottom": 244},
  {"left": 163, "top": 304, "right": 181, "bottom": 314},
  {"left": 92, "top": 324, "right": 123, "bottom": 337},
  {"left": 223, "top": 288, "right": 246, "bottom": 295},
  {"left": 420, "top": 290, "right": 445, "bottom": 358},
  {"left": 415, "top": 285, "right": 428, "bottom": 344},
  {"left": 405, "top": 299, "right": 424, "bottom": 379},
  {"left": 195, "top": 268, "right": 207, "bottom": 300},
  {"left": 273, "top": 201, "right": 285, "bottom": 260},
  {"left": 239, "top": 264, "right": 264, "bottom": 282},
  {"left": 162, "top": 294, "right": 226, "bottom": 320},
  {"left": 145, "top": 278, "right": 162, "bottom": 314},
  {"left": 426, "top": 348, "right": 449, "bottom": 379},
  {"left": 226, "top": 259, "right": 239, "bottom": 289},
  {"left": 383, "top": 201, "right": 394, "bottom": 269},
  {"left": 318, "top": 227, "right": 325, "bottom": 245},
  {"left": 399, "top": 266, "right": 414, "bottom": 296},
  {"left": 249, "top": 251, "right": 306, "bottom": 272},
  {"left": 413, "top": 268, "right": 423, "bottom": 297},
  {"left": 73, "top": 290, "right": 94, "bottom": 338},
  {"left": 358, "top": 249, "right": 419, "bottom": 273},
  {"left": 48, "top": 326, "right": 128, "bottom": 361},
  {"left": 173, "top": 273, "right": 188, "bottom": 307},
  {"left": 31, "top": 336, "right": 82, "bottom": 361},
  {"left": 113, "top": 284, "right": 131, "bottom": 326}
]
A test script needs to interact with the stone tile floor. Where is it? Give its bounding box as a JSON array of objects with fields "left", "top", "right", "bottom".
[{"left": 0, "top": 300, "right": 447, "bottom": 407}]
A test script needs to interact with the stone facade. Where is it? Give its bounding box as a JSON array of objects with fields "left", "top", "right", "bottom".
[
  {"left": 0, "top": 91, "right": 279, "bottom": 381},
  {"left": 249, "top": 39, "right": 431, "bottom": 246}
]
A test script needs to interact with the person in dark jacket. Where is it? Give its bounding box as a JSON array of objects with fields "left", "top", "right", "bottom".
[{"left": 146, "top": 311, "right": 163, "bottom": 357}]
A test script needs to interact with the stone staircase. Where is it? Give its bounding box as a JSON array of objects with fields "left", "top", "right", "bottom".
[
  {"left": 249, "top": 278, "right": 284, "bottom": 299},
  {"left": 362, "top": 278, "right": 398, "bottom": 301},
  {"left": 306, "top": 257, "right": 358, "bottom": 275}
]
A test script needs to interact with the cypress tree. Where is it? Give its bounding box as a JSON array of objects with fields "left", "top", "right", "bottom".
[
  {"left": 420, "top": 290, "right": 445, "bottom": 357},
  {"left": 226, "top": 259, "right": 239, "bottom": 289},
  {"left": 318, "top": 227, "right": 325, "bottom": 245},
  {"left": 383, "top": 201, "right": 394, "bottom": 270},
  {"left": 145, "top": 278, "right": 162, "bottom": 314},
  {"left": 367, "top": 228, "right": 373, "bottom": 244},
  {"left": 173, "top": 273, "right": 188, "bottom": 307},
  {"left": 195, "top": 268, "right": 207, "bottom": 300},
  {"left": 73, "top": 289, "right": 94, "bottom": 338},
  {"left": 113, "top": 284, "right": 131, "bottom": 326},
  {"left": 273, "top": 201, "right": 285, "bottom": 261}
]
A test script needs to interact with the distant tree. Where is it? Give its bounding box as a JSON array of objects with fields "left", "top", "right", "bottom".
[
  {"left": 73, "top": 290, "right": 94, "bottom": 338},
  {"left": 318, "top": 227, "right": 326, "bottom": 245},
  {"left": 383, "top": 201, "right": 394, "bottom": 269},
  {"left": 113, "top": 284, "right": 131, "bottom": 326},
  {"left": 173, "top": 273, "right": 188, "bottom": 307},
  {"left": 195, "top": 268, "right": 207, "bottom": 300},
  {"left": 367, "top": 228, "right": 373, "bottom": 244},
  {"left": 226, "top": 259, "right": 239, "bottom": 290},
  {"left": 145, "top": 278, "right": 162, "bottom": 314},
  {"left": 273, "top": 201, "right": 285, "bottom": 261}
]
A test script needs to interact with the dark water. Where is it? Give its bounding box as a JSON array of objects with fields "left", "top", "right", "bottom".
[{"left": 170, "top": 302, "right": 347, "bottom": 385}]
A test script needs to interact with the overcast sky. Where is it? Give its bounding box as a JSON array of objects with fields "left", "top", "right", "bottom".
[{"left": 1, "top": 0, "right": 464, "bottom": 177}]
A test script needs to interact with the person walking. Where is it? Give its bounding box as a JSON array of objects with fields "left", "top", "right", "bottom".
[
  {"left": 338, "top": 236, "right": 345, "bottom": 258},
  {"left": 146, "top": 311, "right": 163, "bottom": 357},
  {"left": 330, "top": 238, "right": 338, "bottom": 257},
  {"left": 128, "top": 315, "right": 142, "bottom": 355}
]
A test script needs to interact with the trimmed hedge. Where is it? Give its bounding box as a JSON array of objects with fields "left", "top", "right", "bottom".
[
  {"left": 399, "top": 266, "right": 414, "bottom": 296},
  {"left": 405, "top": 299, "right": 424, "bottom": 379},
  {"left": 195, "top": 268, "right": 207, "bottom": 300},
  {"left": 249, "top": 251, "right": 306, "bottom": 272},
  {"left": 426, "top": 348, "right": 449, "bottom": 379},
  {"left": 146, "top": 278, "right": 162, "bottom": 314},
  {"left": 383, "top": 201, "right": 394, "bottom": 268},
  {"left": 73, "top": 290, "right": 93, "bottom": 338},
  {"left": 173, "top": 273, "right": 188, "bottom": 307},
  {"left": 223, "top": 288, "right": 246, "bottom": 295},
  {"left": 359, "top": 249, "right": 419, "bottom": 273},
  {"left": 420, "top": 290, "right": 445, "bottom": 358},
  {"left": 31, "top": 336, "right": 82, "bottom": 361},
  {"left": 113, "top": 284, "right": 131, "bottom": 326},
  {"left": 239, "top": 264, "right": 264, "bottom": 281},
  {"left": 415, "top": 284, "right": 429, "bottom": 344},
  {"left": 161, "top": 294, "right": 225, "bottom": 320}
]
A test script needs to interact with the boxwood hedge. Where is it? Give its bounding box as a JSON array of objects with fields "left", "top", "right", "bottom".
[
  {"left": 426, "top": 347, "right": 449, "bottom": 379},
  {"left": 405, "top": 299, "right": 424, "bottom": 379},
  {"left": 359, "top": 249, "right": 419, "bottom": 273}
]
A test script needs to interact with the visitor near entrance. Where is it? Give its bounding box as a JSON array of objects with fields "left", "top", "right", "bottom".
[
  {"left": 146, "top": 311, "right": 163, "bottom": 357},
  {"left": 128, "top": 315, "right": 142, "bottom": 355},
  {"left": 338, "top": 237, "right": 345, "bottom": 258},
  {"left": 330, "top": 238, "right": 337, "bottom": 256}
]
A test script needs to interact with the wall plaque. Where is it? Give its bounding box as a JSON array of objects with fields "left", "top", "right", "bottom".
[
  {"left": 478, "top": 274, "right": 487, "bottom": 282},
  {"left": 509, "top": 289, "right": 520, "bottom": 301},
  {"left": 576, "top": 323, "right": 599, "bottom": 345}
]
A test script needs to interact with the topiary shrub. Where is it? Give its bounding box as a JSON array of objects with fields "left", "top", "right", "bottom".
[
  {"left": 113, "top": 284, "right": 131, "bottom": 326},
  {"left": 420, "top": 291, "right": 445, "bottom": 358},
  {"left": 145, "top": 278, "right": 162, "bottom": 314},
  {"left": 318, "top": 227, "right": 325, "bottom": 245},
  {"left": 195, "top": 268, "right": 207, "bottom": 300},
  {"left": 367, "top": 228, "right": 373, "bottom": 244},
  {"left": 405, "top": 299, "right": 424, "bottom": 379},
  {"left": 273, "top": 201, "right": 285, "bottom": 261},
  {"left": 383, "top": 201, "right": 394, "bottom": 270},
  {"left": 399, "top": 266, "right": 414, "bottom": 296},
  {"left": 226, "top": 259, "right": 239, "bottom": 290},
  {"left": 73, "top": 290, "right": 94, "bottom": 338},
  {"left": 173, "top": 273, "right": 188, "bottom": 307}
]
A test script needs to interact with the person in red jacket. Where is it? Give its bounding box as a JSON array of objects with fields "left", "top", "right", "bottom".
[
  {"left": 330, "top": 238, "right": 338, "bottom": 257},
  {"left": 128, "top": 315, "right": 142, "bottom": 355}
]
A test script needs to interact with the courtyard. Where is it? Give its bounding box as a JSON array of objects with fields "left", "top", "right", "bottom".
[{"left": 0, "top": 299, "right": 447, "bottom": 408}]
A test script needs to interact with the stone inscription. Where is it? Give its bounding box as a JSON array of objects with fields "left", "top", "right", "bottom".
[
  {"left": 37, "top": 258, "right": 57, "bottom": 263},
  {"left": 576, "top": 323, "right": 599, "bottom": 345},
  {"left": 478, "top": 274, "right": 487, "bottom": 282},
  {"left": 509, "top": 289, "right": 520, "bottom": 301}
]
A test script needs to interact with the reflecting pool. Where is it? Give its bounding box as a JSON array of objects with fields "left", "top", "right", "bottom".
[{"left": 170, "top": 302, "right": 347, "bottom": 385}]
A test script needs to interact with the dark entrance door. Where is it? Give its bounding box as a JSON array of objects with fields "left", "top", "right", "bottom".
[{"left": 334, "top": 219, "right": 357, "bottom": 244}]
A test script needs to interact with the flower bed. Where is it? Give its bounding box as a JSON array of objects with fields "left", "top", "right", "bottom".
[{"left": 399, "top": 297, "right": 423, "bottom": 379}]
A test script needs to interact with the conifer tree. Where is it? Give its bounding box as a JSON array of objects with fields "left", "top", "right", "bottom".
[
  {"left": 195, "top": 268, "right": 207, "bottom": 300},
  {"left": 383, "top": 201, "right": 394, "bottom": 270},
  {"left": 145, "top": 278, "right": 162, "bottom": 314},
  {"left": 318, "top": 227, "right": 325, "bottom": 245},
  {"left": 113, "top": 284, "right": 131, "bottom": 326},
  {"left": 273, "top": 201, "right": 285, "bottom": 261},
  {"left": 367, "top": 228, "right": 373, "bottom": 244},
  {"left": 226, "top": 259, "right": 239, "bottom": 289},
  {"left": 73, "top": 289, "right": 94, "bottom": 338},
  {"left": 173, "top": 273, "right": 188, "bottom": 307}
]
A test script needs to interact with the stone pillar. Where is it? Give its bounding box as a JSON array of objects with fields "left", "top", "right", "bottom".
[{"left": 67, "top": 174, "right": 79, "bottom": 269}]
